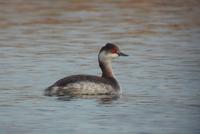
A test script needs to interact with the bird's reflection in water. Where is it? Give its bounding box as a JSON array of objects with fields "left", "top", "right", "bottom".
[{"left": 57, "top": 94, "right": 120, "bottom": 104}]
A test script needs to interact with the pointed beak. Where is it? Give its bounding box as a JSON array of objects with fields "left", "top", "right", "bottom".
[{"left": 118, "top": 52, "right": 128, "bottom": 56}]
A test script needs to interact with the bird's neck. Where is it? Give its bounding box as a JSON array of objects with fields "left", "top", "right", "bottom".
[{"left": 99, "top": 60, "right": 115, "bottom": 78}]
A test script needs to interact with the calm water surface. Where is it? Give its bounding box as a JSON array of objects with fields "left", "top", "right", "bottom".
[{"left": 0, "top": 0, "right": 200, "bottom": 134}]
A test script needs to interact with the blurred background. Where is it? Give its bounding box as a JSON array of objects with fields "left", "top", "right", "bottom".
[{"left": 0, "top": 0, "right": 200, "bottom": 134}]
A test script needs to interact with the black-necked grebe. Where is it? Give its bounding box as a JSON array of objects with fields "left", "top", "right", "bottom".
[{"left": 45, "top": 43, "right": 128, "bottom": 96}]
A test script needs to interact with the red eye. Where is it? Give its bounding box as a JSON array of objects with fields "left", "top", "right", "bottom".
[{"left": 111, "top": 48, "right": 117, "bottom": 54}]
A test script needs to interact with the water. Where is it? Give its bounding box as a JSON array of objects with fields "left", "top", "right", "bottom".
[{"left": 0, "top": 0, "right": 200, "bottom": 134}]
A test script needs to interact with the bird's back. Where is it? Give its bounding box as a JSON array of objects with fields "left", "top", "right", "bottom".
[{"left": 44, "top": 75, "right": 120, "bottom": 96}]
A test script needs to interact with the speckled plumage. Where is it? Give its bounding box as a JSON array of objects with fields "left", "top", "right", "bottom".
[{"left": 44, "top": 75, "right": 120, "bottom": 96}]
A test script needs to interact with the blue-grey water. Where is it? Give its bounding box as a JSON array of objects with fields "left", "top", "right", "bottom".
[{"left": 0, "top": 0, "right": 200, "bottom": 134}]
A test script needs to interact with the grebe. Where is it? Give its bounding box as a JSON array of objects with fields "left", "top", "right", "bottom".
[{"left": 45, "top": 43, "right": 128, "bottom": 96}]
